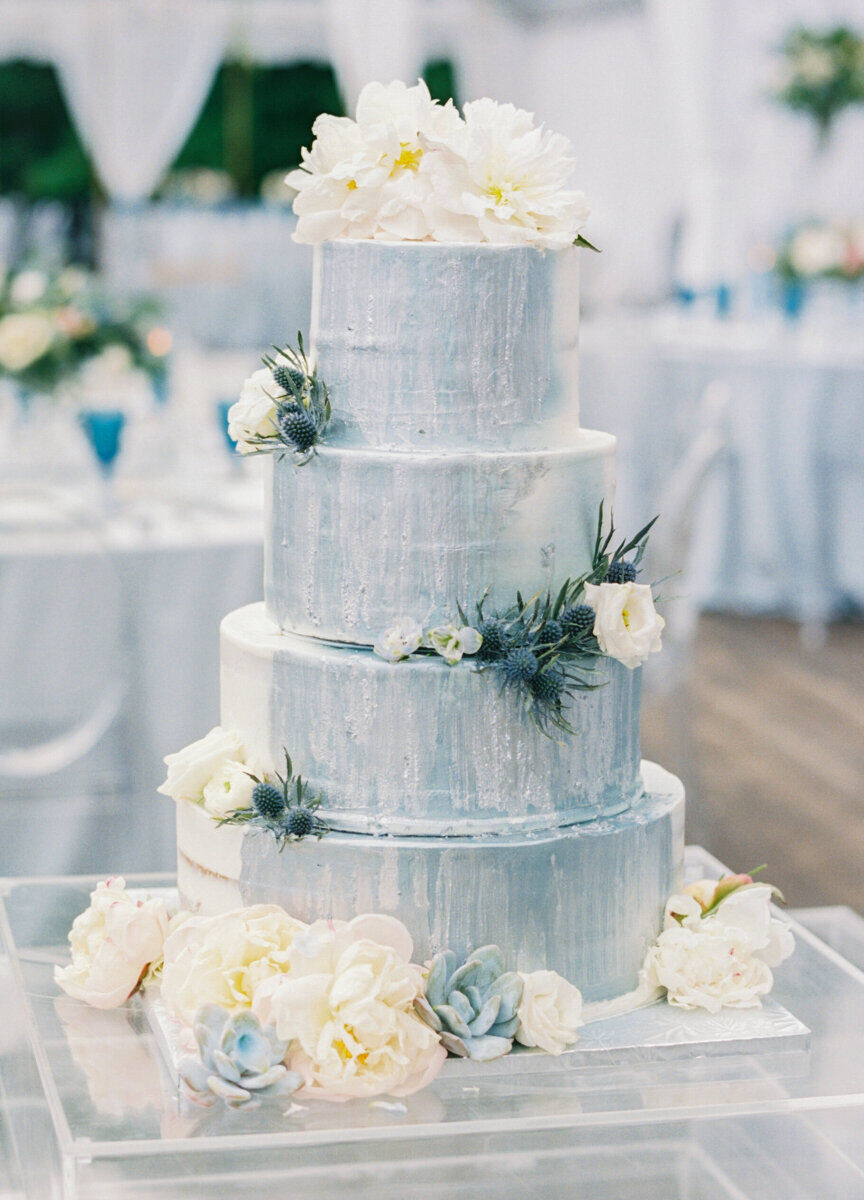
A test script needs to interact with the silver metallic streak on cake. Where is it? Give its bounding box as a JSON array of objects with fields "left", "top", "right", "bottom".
[
  {"left": 176, "top": 762, "right": 685, "bottom": 1004},
  {"left": 311, "top": 240, "right": 580, "bottom": 450},
  {"left": 221, "top": 603, "right": 643, "bottom": 835},
  {"left": 264, "top": 432, "right": 615, "bottom": 641}
]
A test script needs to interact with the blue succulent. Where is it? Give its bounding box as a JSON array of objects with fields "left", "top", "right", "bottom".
[
  {"left": 178, "top": 1004, "right": 301, "bottom": 1108},
  {"left": 415, "top": 945, "right": 523, "bottom": 1061}
]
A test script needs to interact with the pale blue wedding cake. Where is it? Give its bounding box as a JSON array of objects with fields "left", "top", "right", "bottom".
[{"left": 173, "top": 235, "right": 685, "bottom": 1006}]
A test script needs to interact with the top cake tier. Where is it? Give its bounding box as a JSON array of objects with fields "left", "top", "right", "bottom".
[{"left": 311, "top": 240, "right": 580, "bottom": 451}]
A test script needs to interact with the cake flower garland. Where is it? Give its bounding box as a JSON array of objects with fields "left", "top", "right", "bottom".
[
  {"left": 54, "top": 868, "right": 793, "bottom": 1107},
  {"left": 374, "top": 504, "right": 665, "bottom": 734}
]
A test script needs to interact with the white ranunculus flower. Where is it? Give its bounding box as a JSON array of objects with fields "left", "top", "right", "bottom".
[
  {"left": 583, "top": 581, "right": 665, "bottom": 670},
  {"left": 789, "top": 225, "right": 846, "bottom": 278},
  {"left": 253, "top": 913, "right": 445, "bottom": 1101},
  {"left": 707, "top": 884, "right": 795, "bottom": 969},
  {"left": 201, "top": 759, "right": 257, "bottom": 819},
  {"left": 160, "top": 905, "right": 305, "bottom": 1024},
  {"left": 227, "top": 367, "right": 281, "bottom": 454},
  {"left": 0, "top": 311, "right": 55, "bottom": 372},
  {"left": 515, "top": 969, "right": 583, "bottom": 1055},
  {"left": 9, "top": 268, "right": 47, "bottom": 306},
  {"left": 641, "top": 922, "right": 774, "bottom": 1013},
  {"left": 427, "top": 624, "right": 483, "bottom": 666},
  {"left": 157, "top": 726, "right": 246, "bottom": 805},
  {"left": 54, "top": 878, "right": 171, "bottom": 1009},
  {"left": 425, "top": 98, "right": 590, "bottom": 249},
  {"left": 373, "top": 617, "right": 425, "bottom": 662}
]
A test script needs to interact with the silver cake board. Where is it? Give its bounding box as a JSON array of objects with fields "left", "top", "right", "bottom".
[{"left": 143, "top": 969, "right": 810, "bottom": 1090}]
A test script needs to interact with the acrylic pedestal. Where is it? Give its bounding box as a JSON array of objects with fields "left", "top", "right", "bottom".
[{"left": 2, "top": 847, "right": 864, "bottom": 1200}]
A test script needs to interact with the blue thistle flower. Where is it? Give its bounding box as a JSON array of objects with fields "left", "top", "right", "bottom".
[
  {"left": 272, "top": 363, "right": 306, "bottom": 394},
  {"left": 477, "top": 619, "right": 508, "bottom": 661},
  {"left": 284, "top": 808, "right": 315, "bottom": 838},
  {"left": 278, "top": 405, "right": 318, "bottom": 452},
  {"left": 561, "top": 604, "right": 595, "bottom": 635},
  {"left": 531, "top": 668, "right": 565, "bottom": 705},
  {"left": 252, "top": 782, "right": 284, "bottom": 821},
  {"left": 606, "top": 559, "right": 637, "bottom": 584},
  {"left": 542, "top": 619, "right": 564, "bottom": 645},
  {"left": 501, "top": 647, "right": 539, "bottom": 686}
]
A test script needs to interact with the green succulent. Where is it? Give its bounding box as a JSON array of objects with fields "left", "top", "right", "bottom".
[{"left": 415, "top": 945, "right": 523, "bottom": 1061}]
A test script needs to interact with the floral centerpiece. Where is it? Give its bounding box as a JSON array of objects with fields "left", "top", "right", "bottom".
[
  {"left": 0, "top": 262, "right": 169, "bottom": 398},
  {"left": 773, "top": 26, "right": 864, "bottom": 144},
  {"left": 775, "top": 219, "right": 864, "bottom": 285}
]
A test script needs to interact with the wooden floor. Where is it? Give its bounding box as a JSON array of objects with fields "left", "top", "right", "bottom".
[{"left": 642, "top": 614, "right": 864, "bottom": 911}]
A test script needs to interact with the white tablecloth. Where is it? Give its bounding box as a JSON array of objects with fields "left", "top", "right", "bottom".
[
  {"left": 0, "top": 499, "right": 263, "bottom": 878},
  {"left": 580, "top": 310, "right": 864, "bottom": 624}
]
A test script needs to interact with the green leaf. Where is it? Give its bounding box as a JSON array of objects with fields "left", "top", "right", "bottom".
[{"left": 573, "top": 234, "right": 601, "bottom": 252}]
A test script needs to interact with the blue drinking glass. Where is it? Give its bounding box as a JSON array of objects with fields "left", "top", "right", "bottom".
[
  {"left": 79, "top": 409, "right": 126, "bottom": 476},
  {"left": 216, "top": 399, "right": 238, "bottom": 457}
]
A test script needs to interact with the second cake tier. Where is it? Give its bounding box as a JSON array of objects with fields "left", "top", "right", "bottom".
[
  {"left": 265, "top": 430, "right": 616, "bottom": 643},
  {"left": 222, "top": 603, "right": 643, "bottom": 836}
]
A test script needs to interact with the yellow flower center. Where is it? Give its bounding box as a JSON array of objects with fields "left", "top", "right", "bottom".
[
  {"left": 393, "top": 143, "right": 423, "bottom": 173},
  {"left": 622, "top": 609, "right": 630, "bottom": 629},
  {"left": 346, "top": 179, "right": 357, "bottom": 191}
]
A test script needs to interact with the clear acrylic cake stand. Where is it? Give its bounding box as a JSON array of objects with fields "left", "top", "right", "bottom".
[{"left": 2, "top": 847, "right": 864, "bottom": 1200}]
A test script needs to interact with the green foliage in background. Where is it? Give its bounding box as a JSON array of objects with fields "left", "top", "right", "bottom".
[{"left": 0, "top": 58, "right": 458, "bottom": 202}]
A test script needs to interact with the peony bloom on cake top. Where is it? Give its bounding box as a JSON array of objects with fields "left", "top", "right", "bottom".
[{"left": 287, "top": 80, "right": 590, "bottom": 249}]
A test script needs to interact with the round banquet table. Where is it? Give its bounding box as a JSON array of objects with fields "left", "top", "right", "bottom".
[
  {"left": 0, "top": 483, "right": 263, "bottom": 879},
  {"left": 580, "top": 308, "right": 864, "bottom": 629}
]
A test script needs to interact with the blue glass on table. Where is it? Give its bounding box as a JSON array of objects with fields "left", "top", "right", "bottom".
[
  {"left": 782, "top": 280, "right": 806, "bottom": 321},
  {"left": 216, "top": 399, "right": 238, "bottom": 457},
  {"left": 79, "top": 409, "right": 126, "bottom": 476}
]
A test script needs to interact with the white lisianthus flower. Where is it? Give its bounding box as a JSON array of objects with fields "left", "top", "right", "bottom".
[
  {"left": 373, "top": 617, "right": 425, "bottom": 662},
  {"left": 157, "top": 726, "right": 246, "bottom": 805},
  {"left": 583, "top": 581, "right": 665, "bottom": 670},
  {"left": 425, "top": 98, "right": 590, "bottom": 249},
  {"left": 54, "top": 878, "right": 171, "bottom": 1009},
  {"left": 789, "top": 225, "right": 846, "bottom": 278},
  {"left": 201, "top": 759, "right": 258, "bottom": 819},
  {"left": 795, "top": 46, "right": 836, "bottom": 86},
  {"left": 515, "top": 969, "right": 583, "bottom": 1055},
  {"left": 288, "top": 79, "right": 464, "bottom": 244},
  {"left": 227, "top": 367, "right": 281, "bottom": 454},
  {"left": 428, "top": 624, "right": 483, "bottom": 666},
  {"left": 0, "top": 311, "right": 55, "bottom": 372},
  {"left": 252, "top": 913, "right": 446, "bottom": 1101},
  {"left": 9, "top": 268, "right": 47, "bottom": 306},
  {"left": 706, "top": 884, "right": 795, "bottom": 969},
  {"left": 160, "top": 905, "right": 305, "bottom": 1024}
]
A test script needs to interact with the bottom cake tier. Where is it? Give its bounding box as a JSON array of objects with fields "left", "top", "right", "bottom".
[{"left": 176, "top": 761, "right": 684, "bottom": 1004}]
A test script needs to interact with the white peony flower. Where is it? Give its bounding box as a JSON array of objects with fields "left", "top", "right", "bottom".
[
  {"left": 643, "top": 881, "right": 794, "bottom": 1012},
  {"left": 201, "top": 759, "right": 257, "bottom": 819},
  {"left": 9, "top": 268, "right": 47, "bottom": 306},
  {"left": 425, "top": 98, "right": 590, "bottom": 249},
  {"left": 641, "top": 922, "right": 774, "bottom": 1013},
  {"left": 515, "top": 969, "right": 582, "bottom": 1055},
  {"left": 160, "top": 905, "right": 305, "bottom": 1024},
  {"left": 789, "top": 225, "right": 846, "bottom": 278},
  {"left": 427, "top": 624, "right": 483, "bottom": 666},
  {"left": 0, "top": 311, "right": 55, "bottom": 372},
  {"left": 54, "top": 878, "right": 171, "bottom": 1009},
  {"left": 253, "top": 913, "right": 445, "bottom": 1101},
  {"left": 373, "top": 617, "right": 425, "bottom": 662},
  {"left": 583, "top": 581, "right": 665, "bottom": 670},
  {"left": 157, "top": 726, "right": 246, "bottom": 805},
  {"left": 227, "top": 367, "right": 281, "bottom": 454},
  {"left": 288, "top": 80, "right": 464, "bottom": 245}
]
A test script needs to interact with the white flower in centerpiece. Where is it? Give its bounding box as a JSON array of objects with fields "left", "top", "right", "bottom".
[
  {"left": 160, "top": 905, "right": 305, "bottom": 1024},
  {"left": 54, "top": 878, "right": 171, "bottom": 1009},
  {"left": 427, "top": 624, "right": 483, "bottom": 666},
  {"left": 794, "top": 46, "right": 836, "bottom": 87},
  {"left": 252, "top": 913, "right": 445, "bottom": 1101},
  {"left": 201, "top": 759, "right": 258, "bottom": 819},
  {"left": 157, "top": 726, "right": 246, "bottom": 805},
  {"left": 9, "top": 268, "right": 47, "bottom": 306},
  {"left": 373, "top": 617, "right": 425, "bottom": 662},
  {"left": 583, "top": 581, "right": 665, "bottom": 670},
  {"left": 642, "top": 881, "right": 794, "bottom": 1012},
  {"left": 0, "top": 311, "right": 55, "bottom": 372},
  {"left": 515, "top": 970, "right": 583, "bottom": 1055},
  {"left": 425, "top": 98, "right": 590, "bottom": 249},
  {"left": 788, "top": 224, "right": 846, "bottom": 278},
  {"left": 227, "top": 367, "right": 281, "bottom": 454}
]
